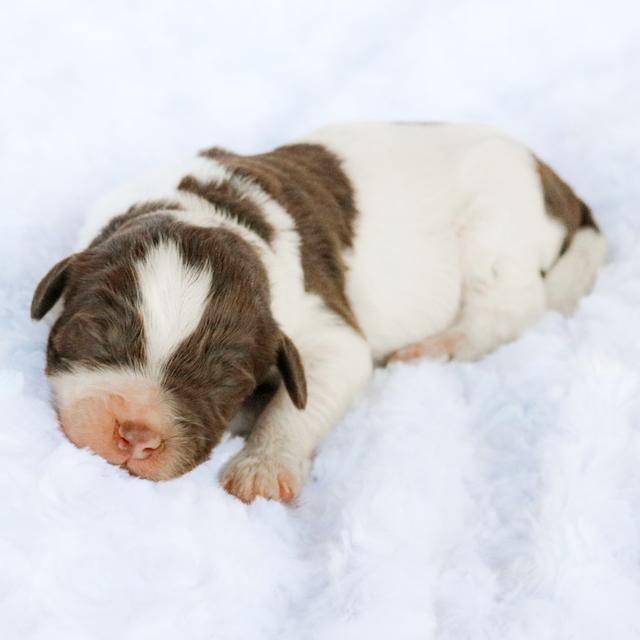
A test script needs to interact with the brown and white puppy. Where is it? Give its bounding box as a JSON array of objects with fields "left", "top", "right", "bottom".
[{"left": 32, "top": 123, "right": 607, "bottom": 502}]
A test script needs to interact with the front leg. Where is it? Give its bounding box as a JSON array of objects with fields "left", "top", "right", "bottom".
[{"left": 221, "top": 322, "right": 372, "bottom": 503}]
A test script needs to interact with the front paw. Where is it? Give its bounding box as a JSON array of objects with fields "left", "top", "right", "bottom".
[{"left": 220, "top": 448, "right": 310, "bottom": 504}]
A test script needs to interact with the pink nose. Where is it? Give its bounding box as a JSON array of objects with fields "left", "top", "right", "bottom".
[{"left": 116, "top": 421, "right": 163, "bottom": 460}]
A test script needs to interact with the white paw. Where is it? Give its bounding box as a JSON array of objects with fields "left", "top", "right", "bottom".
[{"left": 220, "top": 447, "right": 310, "bottom": 504}]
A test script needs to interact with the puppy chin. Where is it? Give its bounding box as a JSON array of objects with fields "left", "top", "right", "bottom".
[{"left": 122, "top": 452, "right": 181, "bottom": 481}]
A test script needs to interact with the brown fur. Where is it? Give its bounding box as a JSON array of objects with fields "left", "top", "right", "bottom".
[
  {"left": 537, "top": 159, "right": 599, "bottom": 255},
  {"left": 202, "top": 144, "right": 360, "bottom": 330},
  {"left": 43, "top": 222, "right": 152, "bottom": 373},
  {"left": 177, "top": 175, "right": 274, "bottom": 243},
  {"left": 31, "top": 255, "right": 75, "bottom": 321}
]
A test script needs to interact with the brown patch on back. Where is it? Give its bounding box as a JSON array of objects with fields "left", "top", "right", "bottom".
[
  {"left": 202, "top": 143, "right": 360, "bottom": 330},
  {"left": 177, "top": 175, "right": 274, "bottom": 243},
  {"left": 536, "top": 159, "right": 599, "bottom": 254}
]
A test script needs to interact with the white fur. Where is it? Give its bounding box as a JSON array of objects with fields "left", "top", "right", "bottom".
[
  {"left": 135, "top": 240, "right": 212, "bottom": 377},
  {"left": 545, "top": 227, "right": 608, "bottom": 315}
]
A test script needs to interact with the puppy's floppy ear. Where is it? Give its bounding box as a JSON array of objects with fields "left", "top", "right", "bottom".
[
  {"left": 276, "top": 333, "right": 307, "bottom": 410},
  {"left": 31, "top": 254, "right": 76, "bottom": 320}
]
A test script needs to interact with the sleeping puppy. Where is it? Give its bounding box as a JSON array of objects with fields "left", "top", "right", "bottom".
[{"left": 31, "top": 123, "right": 607, "bottom": 503}]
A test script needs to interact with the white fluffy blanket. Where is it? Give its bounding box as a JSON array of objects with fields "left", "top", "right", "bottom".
[{"left": 2, "top": 1, "right": 640, "bottom": 638}]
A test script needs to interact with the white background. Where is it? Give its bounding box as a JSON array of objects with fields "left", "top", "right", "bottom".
[{"left": 2, "top": 1, "right": 640, "bottom": 638}]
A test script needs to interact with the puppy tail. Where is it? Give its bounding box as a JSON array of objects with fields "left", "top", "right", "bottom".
[{"left": 544, "top": 203, "right": 607, "bottom": 315}]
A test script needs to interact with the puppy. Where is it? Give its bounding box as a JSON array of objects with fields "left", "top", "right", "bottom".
[{"left": 31, "top": 123, "right": 607, "bottom": 502}]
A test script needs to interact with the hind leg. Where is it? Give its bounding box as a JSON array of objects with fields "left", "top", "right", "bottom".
[
  {"left": 390, "top": 146, "right": 566, "bottom": 364},
  {"left": 389, "top": 259, "right": 547, "bottom": 363}
]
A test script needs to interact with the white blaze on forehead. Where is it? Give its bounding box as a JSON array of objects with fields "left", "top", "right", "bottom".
[{"left": 135, "top": 239, "right": 212, "bottom": 376}]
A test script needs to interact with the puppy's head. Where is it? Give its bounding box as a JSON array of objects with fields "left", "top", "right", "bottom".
[{"left": 31, "top": 216, "right": 306, "bottom": 480}]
